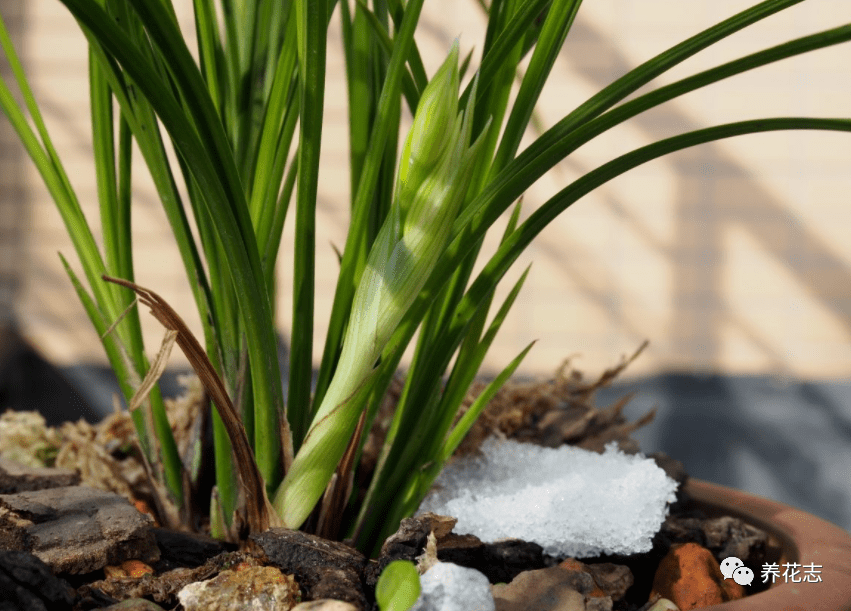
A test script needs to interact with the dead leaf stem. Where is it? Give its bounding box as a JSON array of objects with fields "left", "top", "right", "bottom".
[{"left": 102, "top": 275, "right": 282, "bottom": 536}]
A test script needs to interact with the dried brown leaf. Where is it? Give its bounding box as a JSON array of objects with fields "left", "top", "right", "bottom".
[
  {"left": 128, "top": 330, "right": 178, "bottom": 413},
  {"left": 102, "top": 275, "right": 282, "bottom": 538}
]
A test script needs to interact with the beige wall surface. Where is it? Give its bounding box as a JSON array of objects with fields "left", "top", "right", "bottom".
[{"left": 3, "top": 0, "right": 851, "bottom": 382}]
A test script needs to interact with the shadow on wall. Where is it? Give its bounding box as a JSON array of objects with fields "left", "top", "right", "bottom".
[
  {"left": 502, "top": 16, "right": 851, "bottom": 374},
  {"left": 0, "top": 0, "right": 27, "bottom": 325},
  {"left": 601, "top": 373, "right": 851, "bottom": 533},
  {"left": 0, "top": 325, "right": 100, "bottom": 426}
]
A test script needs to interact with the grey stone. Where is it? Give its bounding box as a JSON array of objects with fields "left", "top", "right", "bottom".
[
  {"left": 585, "top": 596, "right": 613, "bottom": 611},
  {"left": 492, "top": 566, "right": 588, "bottom": 611},
  {"left": 0, "top": 458, "right": 79, "bottom": 494},
  {"left": 0, "top": 485, "right": 158, "bottom": 574}
]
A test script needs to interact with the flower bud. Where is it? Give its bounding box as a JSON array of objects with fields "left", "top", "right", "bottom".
[
  {"left": 396, "top": 41, "right": 460, "bottom": 218},
  {"left": 274, "top": 44, "right": 490, "bottom": 530}
]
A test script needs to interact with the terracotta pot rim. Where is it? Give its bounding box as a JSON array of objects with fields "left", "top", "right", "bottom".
[{"left": 684, "top": 478, "right": 851, "bottom": 611}]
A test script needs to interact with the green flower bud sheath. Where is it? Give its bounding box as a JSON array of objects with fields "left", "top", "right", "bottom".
[{"left": 273, "top": 44, "right": 490, "bottom": 529}]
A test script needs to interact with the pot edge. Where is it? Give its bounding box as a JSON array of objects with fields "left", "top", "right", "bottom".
[{"left": 685, "top": 478, "right": 851, "bottom": 611}]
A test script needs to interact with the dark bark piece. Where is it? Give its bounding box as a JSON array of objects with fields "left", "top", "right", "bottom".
[
  {"left": 427, "top": 532, "right": 486, "bottom": 576},
  {"left": 0, "top": 549, "right": 74, "bottom": 611},
  {"left": 253, "top": 528, "right": 367, "bottom": 581},
  {"left": 424, "top": 534, "right": 547, "bottom": 585},
  {"left": 370, "top": 511, "right": 547, "bottom": 584},
  {"left": 71, "top": 586, "right": 119, "bottom": 611},
  {"left": 363, "top": 510, "right": 549, "bottom": 593},
  {"left": 702, "top": 516, "right": 769, "bottom": 566},
  {"left": 252, "top": 528, "right": 368, "bottom": 609},
  {"left": 0, "top": 459, "right": 80, "bottom": 494},
  {"left": 363, "top": 512, "right": 465, "bottom": 587},
  {"left": 151, "top": 527, "right": 234, "bottom": 570},
  {"left": 311, "top": 567, "right": 367, "bottom": 611},
  {"left": 375, "top": 515, "right": 431, "bottom": 560},
  {"left": 656, "top": 514, "right": 707, "bottom": 548},
  {"left": 377, "top": 512, "right": 455, "bottom": 562},
  {"left": 481, "top": 538, "right": 546, "bottom": 584},
  {"left": 0, "top": 485, "right": 158, "bottom": 574}
]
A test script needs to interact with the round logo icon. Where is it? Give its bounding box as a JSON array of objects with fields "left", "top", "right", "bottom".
[
  {"left": 732, "top": 566, "right": 754, "bottom": 586},
  {"left": 720, "top": 557, "right": 744, "bottom": 579}
]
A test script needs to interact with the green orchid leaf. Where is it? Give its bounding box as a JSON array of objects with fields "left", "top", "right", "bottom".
[{"left": 376, "top": 560, "right": 422, "bottom": 611}]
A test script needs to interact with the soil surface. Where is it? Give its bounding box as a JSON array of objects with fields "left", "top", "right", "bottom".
[{"left": 0, "top": 344, "right": 777, "bottom": 610}]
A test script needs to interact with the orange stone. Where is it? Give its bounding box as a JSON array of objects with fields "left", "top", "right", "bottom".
[
  {"left": 121, "top": 559, "right": 154, "bottom": 578},
  {"left": 104, "top": 559, "right": 154, "bottom": 579},
  {"left": 650, "top": 542, "right": 746, "bottom": 610},
  {"left": 133, "top": 499, "right": 159, "bottom": 526}
]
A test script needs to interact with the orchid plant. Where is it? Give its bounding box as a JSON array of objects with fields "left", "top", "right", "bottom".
[{"left": 0, "top": 0, "right": 848, "bottom": 562}]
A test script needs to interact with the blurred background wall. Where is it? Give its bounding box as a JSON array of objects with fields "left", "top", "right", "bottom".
[
  {"left": 9, "top": 0, "right": 851, "bottom": 379},
  {"left": 0, "top": 0, "right": 24, "bottom": 326},
  {"left": 2, "top": 0, "right": 851, "bottom": 529}
]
